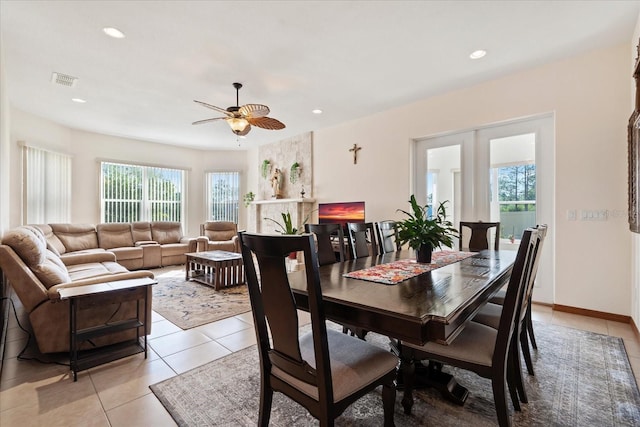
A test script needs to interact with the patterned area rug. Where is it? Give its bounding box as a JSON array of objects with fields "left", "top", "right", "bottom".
[
  {"left": 152, "top": 274, "right": 250, "bottom": 329},
  {"left": 150, "top": 322, "right": 640, "bottom": 426}
]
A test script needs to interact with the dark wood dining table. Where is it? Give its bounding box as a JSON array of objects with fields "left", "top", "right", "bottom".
[
  {"left": 288, "top": 248, "right": 516, "bottom": 404},
  {"left": 288, "top": 249, "right": 516, "bottom": 346}
]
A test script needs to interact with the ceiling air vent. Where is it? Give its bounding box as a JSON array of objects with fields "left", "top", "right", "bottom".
[{"left": 50, "top": 72, "right": 78, "bottom": 88}]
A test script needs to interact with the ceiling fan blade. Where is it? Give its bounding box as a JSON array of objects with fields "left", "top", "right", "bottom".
[
  {"left": 194, "top": 100, "right": 233, "bottom": 117},
  {"left": 247, "top": 116, "right": 286, "bottom": 130},
  {"left": 239, "top": 104, "right": 270, "bottom": 118},
  {"left": 192, "top": 117, "right": 227, "bottom": 125}
]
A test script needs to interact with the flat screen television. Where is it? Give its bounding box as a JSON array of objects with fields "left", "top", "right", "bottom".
[{"left": 318, "top": 201, "right": 365, "bottom": 230}]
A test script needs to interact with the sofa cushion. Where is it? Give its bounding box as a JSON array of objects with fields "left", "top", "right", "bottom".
[
  {"left": 66, "top": 261, "right": 129, "bottom": 281},
  {"left": 151, "top": 222, "right": 183, "bottom": 244},
  {"left": 32, "top": 250, "right": 72, "bottom": 289},
  {"left": 50, "top": 224, "right": 99, "bottom": 252},
  {"left": 97, "top": 223, "right": 134, "bottom": 249},
  {"left": 33, "top": 224, "right": 66, "bottom": 255},
  {"left": 1, "top": 226, "right": 47, "bottom": 266},
  {"left": 132, "top": 222, "right": 153, "bottom": 243},
  {"left": 109, "top": 246, "right": 143, "bottom": 261}
]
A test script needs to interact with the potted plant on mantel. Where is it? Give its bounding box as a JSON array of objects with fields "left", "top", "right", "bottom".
[
  {"left": 264, "top": 212, "right": 304, "bottom": 259},
  {"left": 396, "top": 195, "right": 458, "bottom": 263}
]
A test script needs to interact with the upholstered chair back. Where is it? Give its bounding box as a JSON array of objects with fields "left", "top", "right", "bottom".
[
  {"left": 1, "top": 226, "right": 70, "bottom": 289},
  {"left": 49, "top": 223, "right": 99, "bottom": 253},
  {"left": 131, "top": 222, "right": 153, "bottom": 243},
  {"left": 201, "top": 221, "right": 237, "bottom": 242},
  {"left": 151, "top": 221, "right": 183, "bottom": 244},
  {"left": 96, "top": 223, "right": 134, "bottom": 249}
]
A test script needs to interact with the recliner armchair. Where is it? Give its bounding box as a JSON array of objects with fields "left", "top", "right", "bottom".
[{"left": 194, "top": 221, "right": 239, "bottom": 253}]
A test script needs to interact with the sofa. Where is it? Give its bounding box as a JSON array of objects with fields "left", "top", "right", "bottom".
[
  {"left": 34, "top": 221, "right": 195, "bottom": 270},
  {"left": 194, "top": 221, "right": 240, "bottom": 253},
  {"left": 0, "top": 225, "right": 155, "bottom": 354}
]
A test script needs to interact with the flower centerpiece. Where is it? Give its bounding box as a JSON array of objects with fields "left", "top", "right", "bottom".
[{"left": 396, "top": 195, "right": 458, "bottom": 263}]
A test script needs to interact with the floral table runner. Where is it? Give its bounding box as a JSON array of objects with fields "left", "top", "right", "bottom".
[{"left": 343, "top": 250, "right": 477, "bottom": 285}]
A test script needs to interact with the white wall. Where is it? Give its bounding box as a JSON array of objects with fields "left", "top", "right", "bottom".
[
  {"left": 7, "top": 109, "right": 248, "bottom": 237},
  {"left": 0, "top": 36, "right": 10, "bottom": 235},
  {"left": 304, "top": 43, "right": 632, "bottom": 316}
]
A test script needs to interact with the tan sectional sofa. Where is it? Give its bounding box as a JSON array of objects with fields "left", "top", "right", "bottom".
[
  {"left": 0, "top": 225, "right": 155, "bottom": 354},
  {"left": 34, "top": 221, "right": 195, "bottom": 270}
]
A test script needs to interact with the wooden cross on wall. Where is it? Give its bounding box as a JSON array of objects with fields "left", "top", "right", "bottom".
[{"left": 349, "top": 144, "right": 362, "bottom": 164}]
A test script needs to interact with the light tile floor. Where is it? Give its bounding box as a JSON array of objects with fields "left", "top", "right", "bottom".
[{"left": 1, "top": 267, "right": 639, "bottom": 426}]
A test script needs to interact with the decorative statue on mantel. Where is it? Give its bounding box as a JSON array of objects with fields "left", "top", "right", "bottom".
[{"left": 270, "top": 168, "right": 283, "bottom": 199}]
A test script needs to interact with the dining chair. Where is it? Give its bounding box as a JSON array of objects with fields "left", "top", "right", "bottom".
[
  {"left": 346, "top": 222, "right": 378, "bottom": 259},
  {"left": 375, "top": 220, "right": 401, "bottom": 254},
  {"left": 475, "top": 225, "right": 548, "bottom": 382},
  {"left": 459, "top": 221, "right": 500, "bottom": 251},
  {"left": 400, "top": 228, "right": 537, "bottom": 427},
  {"left": 305, "top": 223, "right": 345, "bottom": 266},
  {"left": 237, "top": 232, "right": 398, "bottom": 427}
]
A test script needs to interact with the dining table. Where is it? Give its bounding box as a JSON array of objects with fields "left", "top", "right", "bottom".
[{"left": 287, "top": 248, "right": 516, "bottom": 404}]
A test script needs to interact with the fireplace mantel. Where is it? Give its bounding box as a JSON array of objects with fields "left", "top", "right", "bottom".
[
  {"left": 251, "top": 198, "right": 315, "bottom": 205},
  {"left": 248, "top": 198, "right": 316, "bottom": 233}
]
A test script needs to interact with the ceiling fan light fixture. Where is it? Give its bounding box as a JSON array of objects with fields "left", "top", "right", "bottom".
[{"left": 228, "top": 117, "right": 249, "bottom": 133}]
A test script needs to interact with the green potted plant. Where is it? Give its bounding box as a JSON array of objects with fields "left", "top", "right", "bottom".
[
  {"left": 396, "top": 195, "right": 458, "bottom": 263},
  {"left": 290, "top": 162, "right": 301, "bottom": 184},
  {"left": 242, "top": 191, "right": 255, "bottom": 207},
  {"left": 263, "top": 211, "right": 305, "bottom": 259},
  {"left": 260, "top": 159, "right": 271, "bottom": 179},
  {"left": 264, "top": 212, "right": 300, "bottom": 235}
]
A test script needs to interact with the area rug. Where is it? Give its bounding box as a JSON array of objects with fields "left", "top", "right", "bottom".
[
  {"left": 150, "top": 322, "right": 640, "bottom": 426},
  {"left": 152, "top": 275, "right": 250, "bottom": 329}
]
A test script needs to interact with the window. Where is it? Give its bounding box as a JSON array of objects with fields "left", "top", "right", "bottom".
[
  {"left": 489, "top": 132, "right": 537, "bottom": 242},
  {"left": 22, "top": 144, "right": 72, "bottom": 223},
  {"left": 206, "top": 171, "right": 240, "bottom": 223},
  {"left": 493, "top": 164, "right": 536, "bottom": 240},
  {"left": 101, "top": 162, "right": 185, "bottom": 224}
]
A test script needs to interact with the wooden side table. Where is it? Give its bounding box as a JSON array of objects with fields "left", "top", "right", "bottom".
[
  {"left": 185, "top": 250, "right": 245, "bottom": 290},
  {"left": 58, "top": 277, "right": 156, "bottom": 381}
]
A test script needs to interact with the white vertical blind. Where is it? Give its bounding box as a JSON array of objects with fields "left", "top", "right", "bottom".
[
  {"left": 23, "top": 145, "right": 72, "bottom": 224},
  {"left": 101, "top": 161, "right": 184, "bottom": 226},
  {"left": 206, "top": 171, "right": 239, "bottom": 223}
]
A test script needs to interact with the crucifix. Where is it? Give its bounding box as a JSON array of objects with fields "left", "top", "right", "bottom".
[{"left": 349, "top": 143, "right": 362, "bottom": 164}]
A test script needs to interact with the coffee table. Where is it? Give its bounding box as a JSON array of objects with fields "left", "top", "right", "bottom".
[{"left": 185, "top": 250, "right": 245, "bottom": 290}]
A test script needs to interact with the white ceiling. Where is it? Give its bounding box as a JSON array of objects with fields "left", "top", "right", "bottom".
[{"left": 2, "top": 1, "right": 639, "bottom": 150}]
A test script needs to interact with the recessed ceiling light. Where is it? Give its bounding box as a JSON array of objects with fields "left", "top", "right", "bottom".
[
  {"left": 469, "top": 50, "right": 487, "bottom": 59},
  {"left": 312, "top": 109, "right": 323, "bottom": 114},
  {"left": 71, "top": 98, "right": 87, "bottom": 103},
  {"left": 103, "top": 27, "right": 125, "bottom": 39}
]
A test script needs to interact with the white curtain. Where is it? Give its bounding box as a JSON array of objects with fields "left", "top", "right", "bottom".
[{"left": 23, "top": 145, "right": 72, "bottom": 224}]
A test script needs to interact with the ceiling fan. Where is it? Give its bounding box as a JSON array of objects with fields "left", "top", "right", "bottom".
[{"left": 192, "top": 82, "right": 285, "bottom": 136}]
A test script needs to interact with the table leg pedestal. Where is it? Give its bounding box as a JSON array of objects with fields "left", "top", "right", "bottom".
[{"left": 399, "top": 356, "right": 469, "bottom": 412}]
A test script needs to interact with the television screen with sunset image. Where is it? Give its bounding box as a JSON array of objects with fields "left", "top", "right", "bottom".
[{"left": 318, "top": 201, "right": 365, "bottom": 230}]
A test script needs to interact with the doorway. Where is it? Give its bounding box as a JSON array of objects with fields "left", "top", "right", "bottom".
[{"left": 413, "top": 115, "right": 554, "bottom": 304}]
